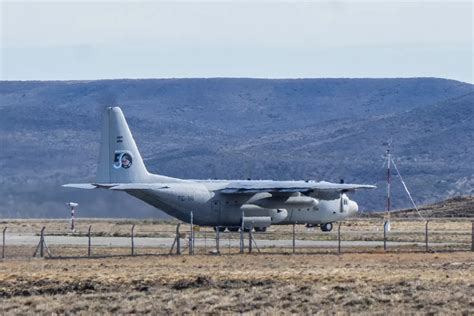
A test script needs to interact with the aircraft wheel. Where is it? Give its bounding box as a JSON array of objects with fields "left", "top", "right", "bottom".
[
  {"left": 321, "top": 223, "right": 333, "bottom": 232},
  {"left": 254, "top": 227, "right": 267, "bottom": 232},
  {"left": 227, "top": 227, "right": 240, "bottom": 232}
]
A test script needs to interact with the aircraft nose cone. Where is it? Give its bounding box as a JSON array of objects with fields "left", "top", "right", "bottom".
[{"left": 349, "top": 200, "right": 359, "bottom": 214}]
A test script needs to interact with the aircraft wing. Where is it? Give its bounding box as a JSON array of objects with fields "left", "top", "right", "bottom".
[
  {"left": 219, "top": 181, "right": 376, "bottom": 194},
  {"left": 62, "top": 183, "right": 169, "bottom": 191}
]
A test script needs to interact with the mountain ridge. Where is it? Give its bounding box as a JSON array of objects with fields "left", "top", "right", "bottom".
[{"left": 1, "top": 78, "right": 472, "bottom": 218}]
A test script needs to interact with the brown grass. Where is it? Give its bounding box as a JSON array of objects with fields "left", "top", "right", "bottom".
[{"left": 1, "top": 252, "right": 473, "bottom": 314}]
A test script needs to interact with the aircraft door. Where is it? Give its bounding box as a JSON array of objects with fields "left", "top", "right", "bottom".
[
  {"left": 211, "top": 199, "right": 222, "bottom": 225},
  {"left": 340, "top": 194, "right": 349, "bottom": 213}
]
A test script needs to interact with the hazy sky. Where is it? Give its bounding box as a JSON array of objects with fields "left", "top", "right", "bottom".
[{"left": 1, "top": 1, "right": 473, "bottom": 82}]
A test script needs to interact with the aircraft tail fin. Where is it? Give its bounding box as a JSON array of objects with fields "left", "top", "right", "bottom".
[{"left": 96, "top": 107, "right": 151, "bottom": 183}]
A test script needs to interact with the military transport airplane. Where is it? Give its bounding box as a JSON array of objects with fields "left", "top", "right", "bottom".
[{"left": 64, "top": 107, "right": 376, "bottom": 232}]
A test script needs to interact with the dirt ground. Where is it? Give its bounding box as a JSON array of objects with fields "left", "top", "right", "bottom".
[{"left": 1, "top": 252, "right": 473, "bottom": 314}]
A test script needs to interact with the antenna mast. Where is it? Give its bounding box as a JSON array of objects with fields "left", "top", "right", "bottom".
[{"left": 386, "top": 140, "right": 391, "bottom": 221}]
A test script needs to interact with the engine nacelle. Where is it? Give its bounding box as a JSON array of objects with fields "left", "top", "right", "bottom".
[
  {"left": 240, "top": 205, "right": 288, "bottom": 224},
  {"left": 270, "top": 208, "right": 288, "bottom": 223},
  {"left": 242, "top": 216, "right": 272, "bottom": 229},
  {"left": 251, "top": 195, "right": 319, "bottom": 209}
]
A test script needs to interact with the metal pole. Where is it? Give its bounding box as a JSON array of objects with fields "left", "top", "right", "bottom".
[
  {"left": 2, "top": 227, "right": 6, "bottom": 259},
  {"left": 240, "top": 217, "right": 244, "bottom": 254},
  {"left": 338, "top": 222, "right": 342, "bottom": 254},
  {"left": 425, "top": 221, "right": 429, "bottom": 252},
  {"left": 471, "top": 221, "right": 474, "bottom": 252},
  {"left": 70, "top": 207, "right": 75, "bottom": 232},
  {"left": 216, "top": 226, "right": 220, "bottom": 255},
  {"left": 189, "top": 211, "right": 194, "bottom": 255},
  {"left": 176, "top": 224, "right": 181, "bottom": 255},
  {"left": 292, "top": 223, "right": 296, "bottom": 254},
  {"left": 131, "top": 224, "right": 135, "bottom": 256},
  {"left": 40, "top": 226, "right": 45, "bottom": 258},
  {"left": 383, "top": 221, "right": 387, "bottom": 251},
  {"left": 386, "top": 144, "right": 391, "bottom": 217},
  {"left": 248, "top": 225, "right": 253, "bottom": 253},
  {"left": 87, "top": 225, "right": 92, "bottom": 257}
]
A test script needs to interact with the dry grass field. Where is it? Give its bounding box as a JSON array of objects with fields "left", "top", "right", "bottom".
[
  {"left": 0, "top": 218, "right": 473, "bottom": 314},
  {"left": 0, "top": 252, "right": 473, "bottom": 314}
]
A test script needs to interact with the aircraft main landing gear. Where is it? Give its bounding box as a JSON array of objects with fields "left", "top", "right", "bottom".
[{"left": 320, "top": 223, "right": 333, "bottom": 232}]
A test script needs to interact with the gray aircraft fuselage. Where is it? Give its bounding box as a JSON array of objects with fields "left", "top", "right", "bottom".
[{"left": 126, "top": 180, "right": 358, "bottom": 227}]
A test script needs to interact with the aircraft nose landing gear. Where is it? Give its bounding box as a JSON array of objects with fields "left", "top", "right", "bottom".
[{"left": 321, "top": 223, "right": 333, "bottom": 232}]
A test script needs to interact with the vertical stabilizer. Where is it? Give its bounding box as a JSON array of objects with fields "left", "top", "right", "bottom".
[{"left": 96, "top": 107, "right": 150, "bottom": 183}]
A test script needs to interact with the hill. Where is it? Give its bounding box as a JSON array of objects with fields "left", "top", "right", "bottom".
[
  {"left": 0, "top": 78, "right": 473, "bottom": 218},
  {"left": 384, "top": 196, "right": 474, "bottom": 218}
]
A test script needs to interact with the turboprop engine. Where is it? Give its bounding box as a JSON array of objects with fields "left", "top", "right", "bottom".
[
  {"left": 240, "top": 204, "right": 289, "bottom": 228},
  {"left": 270, "top": 208, "right": 288, "bottom": 223},
  {"left": 250, "top": 194, "right": 319, "bottom": 210}
]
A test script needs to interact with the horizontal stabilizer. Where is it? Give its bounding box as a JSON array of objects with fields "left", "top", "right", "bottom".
[
  {"left": 109, "top": 183, "right": 170, "bottom": 191},
  {"left": 62, "top": 183, "right": 98, "bottom": 190},
  {"left": 62, "top": 183, "right": 122, "bottom": 189},
  {"left": 63, "top": 183, "right": 170, "bottom": 191}
]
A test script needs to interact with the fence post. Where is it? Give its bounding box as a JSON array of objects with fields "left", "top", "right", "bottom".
[
  {"left": 338, "top": 222, "right": 342, "bottom": 254},
  {"left": 425, "top": 220, "right": 429, "bottom": 252},
  {"left": 292, "top": 223, "right": 296, "bottom": 254},
  {"left": 471, "top": 221, "right": 473, "bottom": 252},
  {"left": 176, "top": 224, "right": 181, "bottom": 255},
  {"left": 131, "top": 224, "right": 135, "bottom": 256},
  {"left": 40, "top": 226, "right": 45, "bottom": 257},
  {"left": 248, "top": 225, "right": 253, "bottom": 253},
  {"left": 32, "top": 226, "right": 47, "bottom": 258},
  {"left": 2, "top": 227, "right": 6, "bottom": 259},
  {"left": 204, "top": 229, "right": 207, "bottom": 252},
  {"left": 383, "top": 221, "right": 387, "bottom": 251},
  {"left": 87, "top": 225, "right": 92, "bottom": 257},
  {"left": 215, "top": 226, "right": 220, "bottom": 255},
  {"left": 240, "top": 212, "right": 244, "bottom": 254},
  {"left": 189, "top": 211, "right": 194, "bottom": 255}
]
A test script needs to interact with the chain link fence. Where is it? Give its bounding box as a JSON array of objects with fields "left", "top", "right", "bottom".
[{"left": 1, "top": 218, "right": 473, "bottom": 259}]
